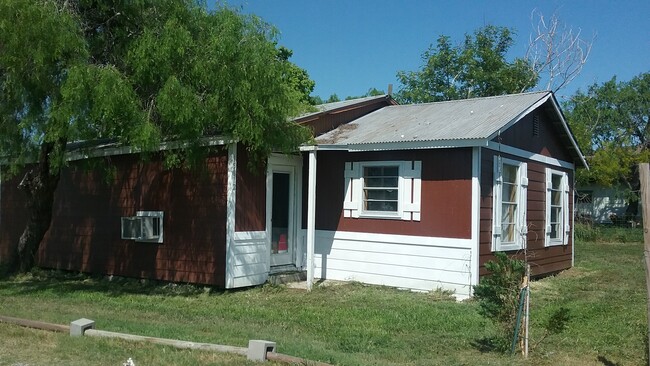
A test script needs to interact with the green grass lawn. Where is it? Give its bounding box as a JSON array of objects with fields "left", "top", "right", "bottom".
[{"left": 0, "top": 227, "right": 647, "bottom": 365}]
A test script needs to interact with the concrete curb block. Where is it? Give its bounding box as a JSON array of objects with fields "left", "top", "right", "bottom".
[
  {"left": 84, "top": 328, "right": 248, "bottom": 356},
  {"left": 70, "top": 318, "right": 95, "bottom": 336},
  {"left": 0, "top": 315, "right": 69, "bottom": 333},
  {"left": 247, "top": 340, "right": 276, "bottom": 361},
  {"left": 1, "top": 315, "right": 332, "bottom": 365}
]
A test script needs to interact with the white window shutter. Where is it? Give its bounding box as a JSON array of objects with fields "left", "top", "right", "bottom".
[
  {"left": 343, "top": 162, "right": 361, "bottom": 218},
  {"left": 563, "top": 172, "right": 570, "bottom": 245},
  {"left": 492, "top": 157, "right": 502, "bottom": 251},
  {"left": 519, "top": 163, "right": 528, "bottom": 242},
  {"left": 402, "top": 161, "right": 422, "bottom": 221}
]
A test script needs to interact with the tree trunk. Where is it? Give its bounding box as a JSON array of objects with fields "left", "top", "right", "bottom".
[{"left": 14, "top": 142, "right": 62, "bottom": 272}]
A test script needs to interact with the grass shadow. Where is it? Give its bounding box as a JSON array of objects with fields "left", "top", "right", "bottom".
[
  {"left": 597, "top": 355, "right": 621, "bottom": 366},
  {"left": 0, "top": 268, "right": 229, "bottom": 298},
  {"left": 471, "top": 336, "right": 504, "bottom": 353}
]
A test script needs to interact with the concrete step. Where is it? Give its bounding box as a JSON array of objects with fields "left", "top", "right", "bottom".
[{"left": 268, "top": 270, "right": 306, "bottom": 285}]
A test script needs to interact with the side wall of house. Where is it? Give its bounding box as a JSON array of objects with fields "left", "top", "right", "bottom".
[
  {"left": 0, "top": 171, "right": 28, "bottom": 264},
  {"left": 1, "top": 150, "right": 229, "bottom": 286},
  {"left": 228, "top": 144, "right": 268, "bottom": 288},
  {"left": 235, "top": 144, "right": 266, "bottom": 232},
  {"left": 576, "top": 184, "right": 632, "bottom": 224},
  {"left": 479, "top": 106, "right": 574, "bottom": 277},
  {"left": 305, "top": 148, "right": 475, "bottom": 298}
]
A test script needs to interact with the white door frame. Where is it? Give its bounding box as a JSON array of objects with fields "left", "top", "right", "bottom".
[{"left": 266, "top": 154, "right": 303, "bottom": 268}]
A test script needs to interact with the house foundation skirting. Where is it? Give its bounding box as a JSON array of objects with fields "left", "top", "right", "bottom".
[{"left": 311, "top": 230, "right": 473, "bottom": 300}]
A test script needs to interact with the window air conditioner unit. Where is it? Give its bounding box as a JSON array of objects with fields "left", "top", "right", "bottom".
[{"left": 121, "top": 211, "right": 163, "bottom": 243}]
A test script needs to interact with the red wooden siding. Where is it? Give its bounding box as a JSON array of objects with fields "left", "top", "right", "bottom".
[
  {"left": 497, "top": 109, "right": 573, "bottom": 163},
  {"left": 306, "top": 148, "right": 473, "bottom": 238},
  {"left": 1, "top": 150, "right": 229, "bottom": 286},
  {"left": 0, "top": 172, "right": 28, "bottom": 263},
  {"left": 479, "top": 149, "right": 573, "bottom": 277},
  {"left": 296, "top": 98, "right": 395, "bottom": 136},
  {"left": 235, "top": 144, "right": 266, "bottom": 232}
]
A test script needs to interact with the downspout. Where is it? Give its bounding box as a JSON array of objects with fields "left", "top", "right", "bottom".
[{"left": 306, "top": 147, "right": 318, "bottom": 291}]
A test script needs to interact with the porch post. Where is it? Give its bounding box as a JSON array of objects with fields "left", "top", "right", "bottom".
[
  {"left": 470, "top": 146, "right": 481, "bottom": 295},
  {"left": 306, "top": 148, "right": 317, "bottom": 291}
]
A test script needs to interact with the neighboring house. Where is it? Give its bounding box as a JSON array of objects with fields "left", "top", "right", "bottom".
[
  {"left": 0, "top": 91, "right": 586, "bottom": 300},
  {"left": 576, "top": 184, "right": 637, "bottom": 224}
]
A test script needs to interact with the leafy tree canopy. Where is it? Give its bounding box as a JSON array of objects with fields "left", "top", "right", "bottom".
[
  {"left": 277, "top": 46, "right": 316, "bottom": 106},
  {"left": 395, "top": 25, "right": 538, "bottom": 104},
  {"left": 310, "top": 88, "right": 385, "bottom": 105},
  {"left": 345, "top": 87, "right": 385, "bottom": 100},
  {"left": 564, "top": 72, "right": 650, "bottom": 189},
  {"left": 0, "top": 0, "right": 313, "bottom": 271},
  {"left": 0, "top": 0, "right": 312, "bottom": 174}
]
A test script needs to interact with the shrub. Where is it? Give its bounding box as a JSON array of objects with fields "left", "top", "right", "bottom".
[
  {"left": 575, "top": 223, "right": 643, "bottom": 243},
  {"left": 473, "top": 252, "right": 526, "bottom": 351},
  {"left": 574, "top": 222, "right": 600, "bottom": 242}
]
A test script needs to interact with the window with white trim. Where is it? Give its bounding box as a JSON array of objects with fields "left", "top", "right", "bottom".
[
  {"left": 343, "top": 160, "right": 421, "bottom": 220},
  {"left": 545, "top": 168, "right": 570, "bottom": 246},
  {"left": 492, "top": 157, "right": 527, "bottom": 251}
]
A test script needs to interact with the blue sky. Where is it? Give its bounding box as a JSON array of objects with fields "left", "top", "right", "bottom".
[{"left": 225, "top": 0, "right": 649, "bottom": 102}]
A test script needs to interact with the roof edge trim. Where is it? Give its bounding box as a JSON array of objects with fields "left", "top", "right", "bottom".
[
  {"left": 306, "top": 138, "right": 490, "bottom": 152},
  {"left": 486, "top": 92, "right": 551, "bottom": 141},
  {"left": 547, "top": 94, "right": 589, "bottom": 169},
  {"left": 66, "top": 136, "right": 234, "bottom": 162}
]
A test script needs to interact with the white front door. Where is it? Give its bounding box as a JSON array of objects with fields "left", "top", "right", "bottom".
[{"left": 267, "top": 155, "right": 301, "bottom": 267}]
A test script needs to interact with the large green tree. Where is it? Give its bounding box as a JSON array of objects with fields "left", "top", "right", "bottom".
[
  {"left": 277, "top": 46, "right": 315, "bottom": 105},
  {"left": 0, "top": 0, "right": 312, "bottom": 271},
  {"left": 565, "top": 72, "right": 650, "bottom": 214},
  {"left": 395, "top": 25, "right": 538, "bottom": 103}
]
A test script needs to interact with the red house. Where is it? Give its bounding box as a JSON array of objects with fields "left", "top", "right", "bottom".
[{"left": 0, "top": 92, "right": 586, "bottom": 299}]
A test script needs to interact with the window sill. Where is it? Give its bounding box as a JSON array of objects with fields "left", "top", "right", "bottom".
[
  {"left": 358, "top": 212, "right": 403, "bottom": 220},
  {"left": 494, "top": 243, "right": 524, "bottom": 252}
]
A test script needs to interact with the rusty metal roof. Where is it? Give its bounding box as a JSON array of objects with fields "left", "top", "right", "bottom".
[
  {"left": 295, "top": 94, "right": 393, "bottom": 121},
  {"left": 315, "top": 91, "right": 551, "bottom": 146}
]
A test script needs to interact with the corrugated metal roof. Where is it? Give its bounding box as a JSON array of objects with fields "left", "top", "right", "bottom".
[
  {"left": 295, "top": 94, "right": 391, "bottom": 120},
  {"left": 315, "top": 91, "right": 551, "bottom": 145}
]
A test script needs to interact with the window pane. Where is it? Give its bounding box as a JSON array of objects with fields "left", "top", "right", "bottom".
[
  {"left": 362, "top": 165, "right": 400, "bottom": 213},
  {"left": 366, "top": 201, "right": 398, "bottom": 212},
  {"left": 365, "top": 177, "right": 398, "bottom": 188},
  {"left": 495, "top": 161, "right": 523, "bottom": 248},
  {"left": 502, "top": 224, "right": 516, "bottom": 242},
  {"left": 550, "top": 223, "right": 560, "bottom": 239},
  {"left": 547, "top": 172, "right": 568, "bottom": 243},
  {"left": 503, "top": 164, "right": 518, "bottom": 184},
  {"left": 551, "top": 207, "right": 561, "bottom": 222},
  {"left": 552, "top": 174, "right": 562, "bottom": 190},
  {"left": 365, "top": 166, "right": 398, "bottom": 177},
  {"left": 366, "top": 189, "right": 398, "bottom": 200},
  {"left": 502, "top": 203, "right": 517, "bottom": 224},
  {"left": 502, "top": 183, "right": 517, "bottom": 203},
  {"left": 551, "top": 190, "right": 562, "bottom": 205}
]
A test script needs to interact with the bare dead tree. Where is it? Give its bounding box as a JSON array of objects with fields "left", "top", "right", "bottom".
[{"left": 525, "top": 9, "right": 596, "bottom": 93}]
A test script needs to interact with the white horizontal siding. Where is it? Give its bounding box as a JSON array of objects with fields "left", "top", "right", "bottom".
[
  {"left": 314, "top": 230, "right": 473, "bottom": 300},
  {"left": 321, "top": 269, "right": 470, "bottom": 296},
  {"left": 231, "top": 242, "right": 267, "bottom": 256},
  {"left": 227, "top": 231, "right": 269, "bottom": 288}
]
